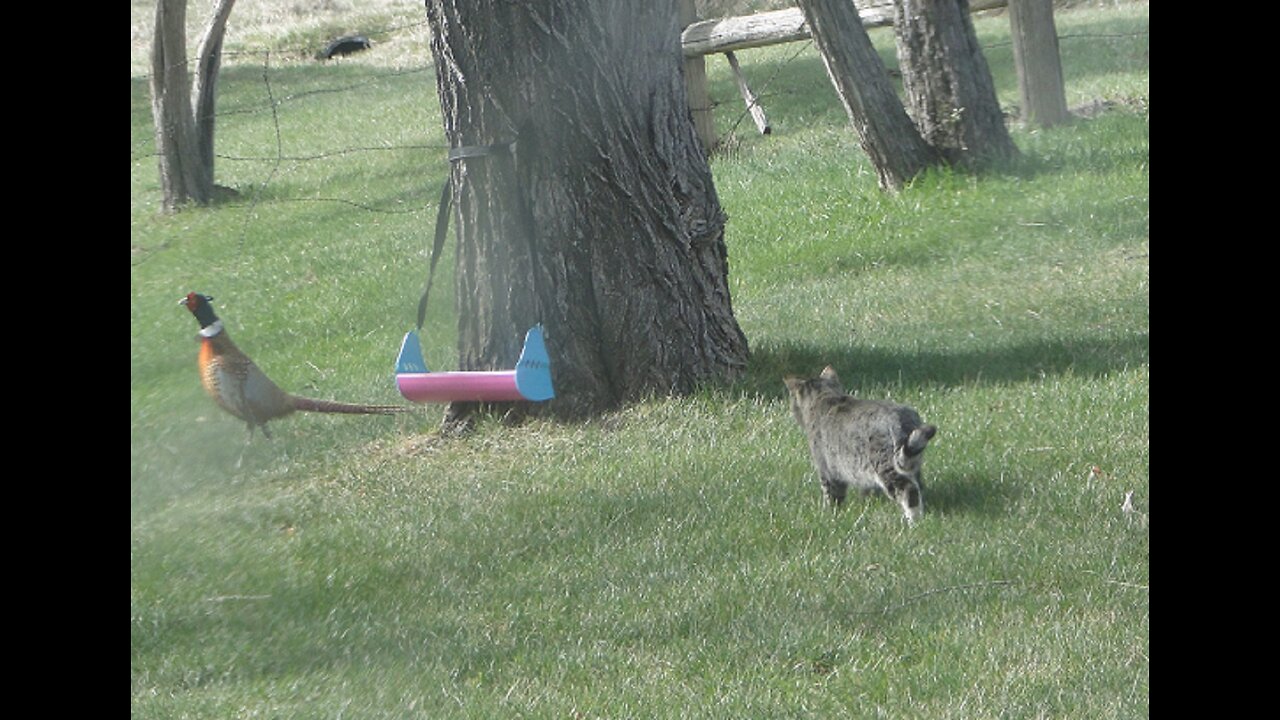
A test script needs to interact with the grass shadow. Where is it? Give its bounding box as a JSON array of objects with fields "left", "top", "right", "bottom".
[
  {"left": 739, "top": 331, "right": 1149, "bottom": 399},
  {"left": 924, "top": 472, "right": 1021, "bottom": 519},
  {"left": 812, "top": 473, "right": 1017, "bottom": 521}
]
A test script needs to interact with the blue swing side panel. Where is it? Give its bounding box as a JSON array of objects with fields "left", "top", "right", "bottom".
[
  {"left": 395, "top": 326, "right": 554, "bottom": 403},
  {"left": 395, "top": 330, "right": 430, "bottom": 374},
  {"left": 514, "top": 325, "right": 555, "bottom": 401}
]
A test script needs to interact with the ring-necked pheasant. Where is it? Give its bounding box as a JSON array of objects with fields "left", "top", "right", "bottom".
[{"left": 181, "top": 292, "right": 404, "bottom": 438}]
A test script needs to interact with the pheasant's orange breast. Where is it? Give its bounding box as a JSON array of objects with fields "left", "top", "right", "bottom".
[{"left": 197, "top": 337, "right": 223, "bottom": 400}]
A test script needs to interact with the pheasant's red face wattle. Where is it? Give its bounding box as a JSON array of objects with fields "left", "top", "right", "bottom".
[
  {"left": 183, "top": 293, "right": 217, "bottom": 314},
  {"left": 182, "top": 293, "right": 223, "bottom": 332}
]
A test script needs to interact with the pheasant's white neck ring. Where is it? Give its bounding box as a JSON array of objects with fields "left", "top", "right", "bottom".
[{"left": 199, "top": 320, "right": 224, "bottom": 338}]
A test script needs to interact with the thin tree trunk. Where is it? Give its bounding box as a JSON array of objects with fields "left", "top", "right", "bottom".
[
  {"left": 193, "top": 0, "right": 238, "bottom": 190},
  {"left": 799, "top": 0, "right": 940, "bottom": 191},
  {"left": 424, "top": 0, "right": 750, "bottom": 421},
  {"left": 893, "top": 0, "right": 1018, "bottom": 168},
  {"left": 151, "top": 0, "right": 209, "bottom": 210},
  {"left": 1009, "top": 0, "right": 1069, "bottom": 128},
  {"left": 151, "top": 0, "right": 235, "bottom": 210}
]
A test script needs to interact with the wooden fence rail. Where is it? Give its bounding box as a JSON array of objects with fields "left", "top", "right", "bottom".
[
  {"left": 679, "top": 1, "right": 1010, "bottom": 149},
  {"left": 681, "top": 1, "right": 1009, "bottom": 58}
]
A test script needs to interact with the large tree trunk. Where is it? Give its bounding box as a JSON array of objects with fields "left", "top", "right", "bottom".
[
  {"left": 150, "top": 0, "right": 235, "bottom": 211},
  {"left": 424, "top": 0, "right": 750, "bottom": 421},
  {"left": 893, "top": 0, "right": 1018, "bottom": 168},
  {"left": 1009, "top": 0, "right": 1069, "bottom": 128},
  {"left": 799, "top": 0, "right": 940, "bottom": 191}
]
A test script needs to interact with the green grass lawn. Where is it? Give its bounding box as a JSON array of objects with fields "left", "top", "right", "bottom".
[{"left": 132, "top": 2, "right": 1149, "bottom": 717}]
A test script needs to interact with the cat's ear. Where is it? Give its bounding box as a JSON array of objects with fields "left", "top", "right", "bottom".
[
  {"left": 783, "top": 376, "right": 803, "bottom": 392},
  {"left": 820, "top": 366, "right": 839, "bottom": 382}
]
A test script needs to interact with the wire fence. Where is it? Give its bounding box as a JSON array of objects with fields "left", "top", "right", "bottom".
[
  {"left": 130, "top": 15, "right": 451, "bottom": 267},
  {"left": 131, "top": 16, "right": 1148, "bottom": 262}
]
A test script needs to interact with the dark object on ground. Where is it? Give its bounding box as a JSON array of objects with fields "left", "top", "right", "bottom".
[{"left": 317, "top": 35, "right": 372, "bottom": 60}]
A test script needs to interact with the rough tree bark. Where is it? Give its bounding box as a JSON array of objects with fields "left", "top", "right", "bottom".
[
  {"left": 893, "top": 0, "right": 1018, "bottom": 168},
  {"left": 799, "top": 0, "right": 940, "bottom": 191},
  {"left": 1009, "top": 0, "right": 1069, "bottom": 128},
  {"left": 151, "top": 0, "right": 206, "bottom": 210},
  {"left": 150, "top": 0, "right": 237, "bottom": 211},
  {"left": 193, "top": 0, "right": 237, "bottom": 187},
  {"left": 423, "top": 0, "right": 750, "bottom": 421}
]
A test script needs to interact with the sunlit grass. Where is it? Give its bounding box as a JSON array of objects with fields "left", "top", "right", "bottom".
[{"left": 132, "top": 3, "right": 1148, "bottom": 716}]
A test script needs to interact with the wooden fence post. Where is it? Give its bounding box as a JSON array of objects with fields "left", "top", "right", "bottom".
[
  {"left": 681, "top": 0, "right": 718, "bottom": 154},
  {"left": 1010, "top": 0, "right": 1070, "bottom": 127},
  {"left": 725, "top": 51, "right": 771, "bottom": 135}
]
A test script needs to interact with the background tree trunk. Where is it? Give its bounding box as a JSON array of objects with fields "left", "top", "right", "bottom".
[
  {"left": 151, "top": 0, "right": 208, "bottom": 210},
  {"left": 1009, "top": 0, "right": 1069, "bottom": 128},
  {"left": 150, "top": 0, "right": 235, "bottom": 211},
  {"left": 893, "top": 0, "right": 1018, "bottom": 168},
  {"left": 799, "top": 0, "right": 940, "bottom": 191},
  {"left": 424, "top": 0, "right": 750, "bottom": 421},
  {"left": 192, "top": 0, "right": 238, "bottom": 190}
]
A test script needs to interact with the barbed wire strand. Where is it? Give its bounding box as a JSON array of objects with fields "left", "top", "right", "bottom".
[
  {"left": 234, "top": 49, "right": 285, "bottom": 264},
  {"left": 132, "top": 21, "right": 1146, "bottom": 267}
]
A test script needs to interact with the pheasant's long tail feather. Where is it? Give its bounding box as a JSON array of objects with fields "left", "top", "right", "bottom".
[{"left": 288, "top": 396, "right": 407, "bottom": 415}]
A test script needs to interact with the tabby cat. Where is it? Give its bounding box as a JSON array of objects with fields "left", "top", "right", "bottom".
[{"left": 784, "top": 366, "right": 937, "bottom": 523}]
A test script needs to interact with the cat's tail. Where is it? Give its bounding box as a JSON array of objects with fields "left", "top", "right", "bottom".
[
  {"left": 893, "top": 424, "right": 936, "bottom": 477},
  {"left": 904, "top": 424, "right": 937, "bottom": 458}
]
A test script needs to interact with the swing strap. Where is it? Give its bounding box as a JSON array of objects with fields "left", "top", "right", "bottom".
[{"left": 416, "top": 139, "right": 516, "bottom": 331}]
